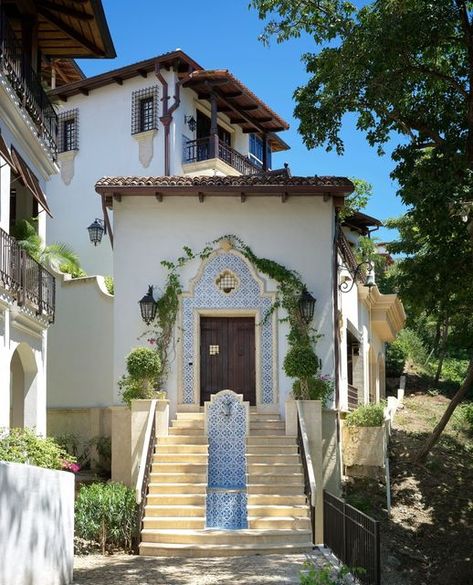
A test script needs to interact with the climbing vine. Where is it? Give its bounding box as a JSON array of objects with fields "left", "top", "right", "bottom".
[{"left": 145, "top": 235, "right": 321, "bottom": 398}]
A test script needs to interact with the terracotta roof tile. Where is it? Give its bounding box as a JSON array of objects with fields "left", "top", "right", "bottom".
[{"left": 95, "top": 174, "right": 353, "bottom": 189}]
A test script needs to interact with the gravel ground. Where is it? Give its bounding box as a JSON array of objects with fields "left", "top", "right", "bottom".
[{"left": 73, "top": 552, "right": 328, "bottom": 585}]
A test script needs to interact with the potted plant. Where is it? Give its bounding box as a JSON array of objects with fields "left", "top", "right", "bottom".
[{"left": 342, "top": 403, "right": 386, "bottom": 469}]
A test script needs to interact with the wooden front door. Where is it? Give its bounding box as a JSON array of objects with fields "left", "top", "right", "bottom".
[{"left": 200, "top": 317, "right": 256, "bottom": 405}]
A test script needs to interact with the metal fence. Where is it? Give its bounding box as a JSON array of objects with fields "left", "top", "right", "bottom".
[{"left": 323, "top": 491, "right": 380, "bottom": 585}]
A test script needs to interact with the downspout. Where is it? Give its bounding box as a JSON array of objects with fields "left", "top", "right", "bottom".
[
  {"left": 156, "top": 62, "right": 194, "bottom": 176},
  {"left": 101, "top": 195, "right": 113, "bottom": 249},
  {"left": 333, "top": 207, "right": 342, "bottom": 474}
]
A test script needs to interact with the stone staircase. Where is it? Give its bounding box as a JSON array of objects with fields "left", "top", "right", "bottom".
[{"left": 139, "top": 410, "right": 314, "bottom": 557}]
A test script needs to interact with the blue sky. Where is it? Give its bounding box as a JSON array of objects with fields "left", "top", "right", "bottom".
[{"left": 78, "top": 0, "right": 406, "bottom": 241}]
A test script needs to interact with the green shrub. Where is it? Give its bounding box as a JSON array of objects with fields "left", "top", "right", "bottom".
[
  {"left": 88, "top": 436, "right": 112, "bottom": 477},
  {"left": 59, "top": 262, "right": 87, "bottom": 278},
  {"left": 54, "top": 432, "right": 90, "bottom": 468},
  {"left": 119, "top": 347, "right": 162, "bottom": 406},
  {"left": 345, "top": 403, "right": 385, "bottom": 427},
  {"left": 452, "top": 402, "right": 473, "bottom": 434},
  {"left": 104, "top": 275, "right": 114, "bottom": 295},
  {"left": 126, "top": 347, "right": 161, "bottom": 379},
  {"left": 300, "top": 562, "right": 354, "bottom": 584},
  {"left": 284, "top": 344, "right": 319, "bottom": 379},
  {"left": 75, "top": 482, "right": 137, "bottom": 554},
  {"left": 386, "top": 328, "right": 427, "bottom": 375},
  {"left": 0, "top": 427, "right": 75, "bottom": 469},
  {"left": 293, "top": 375, "right": 333, "bottom": 405}
]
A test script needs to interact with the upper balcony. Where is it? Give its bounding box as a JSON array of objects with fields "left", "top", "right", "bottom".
[
  {"left": 183, "top": 135, "right": 261, "bottom": 176},
  {"left": 0, "top": 13, "right": 58, "bottom": 157},
  {"left": 0, "top": 227, "right": 55, "bottom": 322}
]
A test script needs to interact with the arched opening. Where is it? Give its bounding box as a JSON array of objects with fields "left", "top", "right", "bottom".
[
  {"left": 9, "top": 344, "right": 38, "bottom": 429},
  {"left": 378, "top": 354, "right": 386, "bottom": 400},
  {"left": 369, "top": 347, "right": 378, "bottom": 403}
]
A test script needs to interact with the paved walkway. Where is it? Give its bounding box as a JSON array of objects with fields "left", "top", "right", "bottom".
[{"left": 73, "top": 552, "right": 324, "bottom": 584}]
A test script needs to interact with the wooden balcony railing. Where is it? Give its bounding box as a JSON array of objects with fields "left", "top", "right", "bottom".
[
  {"left": 0, "top": 227, "right": 55, "bottom": 322},
  {"left": 0, "top": 13, "right": 58, "bottom": 157},
  {"left": 183, "top": 135, "right": 261, "bottom": 176},
  {"left": 347, "top": 384, "right": 359, "bottom": 411}
]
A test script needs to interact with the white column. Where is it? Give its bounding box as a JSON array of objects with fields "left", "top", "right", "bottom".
[{"left": 0, "top": 307, "right": 11, "bottom": 428}]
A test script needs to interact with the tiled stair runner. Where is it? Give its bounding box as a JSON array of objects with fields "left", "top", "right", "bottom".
[{"left": 139, "top": 410, "right": 314, "bottom": 557}]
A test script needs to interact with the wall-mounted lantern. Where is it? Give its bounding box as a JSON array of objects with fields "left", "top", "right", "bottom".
[
  {"left": 298, "top": 287, "right": 316, "bottom": 324},
  {"left": 87, "top": 218, "right": 105, "bottom": 246},
  {"left": 139, "top": 285, "right": 157, "bottom": 325},
  {"left": 339, "top": 260, "right": 375, "bottom": 293},
  {"left": 184, "top": 114, "right": 197, "bottom": 133}
]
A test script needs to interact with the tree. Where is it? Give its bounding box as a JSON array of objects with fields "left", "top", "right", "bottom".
[
  {"left": 12, "top": 218, "right": 83, "bottom": 275},
  {"left": 250, "top": 0, "right": 473, "bottom": 460}
]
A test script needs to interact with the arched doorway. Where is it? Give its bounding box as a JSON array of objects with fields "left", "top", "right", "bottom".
[{"left": 9, "top": 344, "right": 38, "bottom": 429}]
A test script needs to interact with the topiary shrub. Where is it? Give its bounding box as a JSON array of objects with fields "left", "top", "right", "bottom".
[
  {"left": 293, "top": 375, "right": 333, "bottom": 405},
  {"left": 119, "top": 347, "right": 162, "bottom": 406},
  {"left": 284, "top": 344, "right": 319, "bottom": 399},
  {"left": 345, "top": 403, "right": 385, "bottom": 427},
  {"left": 0, "top": 427, "right": 76, "bottom": 470},
  {"left": 75, "top": 482, "right": 137, "bottom": 554}
]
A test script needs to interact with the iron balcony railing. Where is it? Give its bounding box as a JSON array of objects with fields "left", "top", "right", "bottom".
[
  {"left": 348, "top": 383, "right": 360, "bottom": 411},
  {"left": 0, "top": 227, "right": 55, "bottom": 322},
  {"left": 183, "top": 135, "right": 261, "bottom": 176},
  {"left": 0, "top": 12, "right": 58, "bottom": 158}
]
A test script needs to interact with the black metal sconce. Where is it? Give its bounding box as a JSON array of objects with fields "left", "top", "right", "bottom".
[
  {"left": 87, "top": 218, "right": 106, "bottom": 246},
  {"left": 184, "top": 114, "right": 197, "bottom": 133},
  {"left": 298, "top": 287, "right": 316, "bottom": 324},
  {"left": 139, "top": 285, "right": 157, "bottom": 325},
  {"left": 339, "top": 260, "right": 375, "bottom": 293}
]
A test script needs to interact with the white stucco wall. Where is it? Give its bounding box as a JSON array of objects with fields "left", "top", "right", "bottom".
[
  {"left": 47, "top": 273, "right": 113, "bottom": 408},
  {"left": 0, "top": 461, "right": 74, "bottom": 585},
  {"left": 112, "top": 195, "right": 335, "bottom": 417},
  {"left": 46, "top": 70, "right": 252, "bottom": 277}
]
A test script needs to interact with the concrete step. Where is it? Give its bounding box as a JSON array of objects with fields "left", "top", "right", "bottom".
[
  {"left": 158, "top": 435, "right": 208, "bottom": 445},
  {"left": 151, "top": 463, "right": 208, "bottom": 474},
  {"left": 246, "top": 445, "right": 299, "bottom": 455},
  {"left": 140, "top": 528, "right": 312, "bottom": 546},
  {"left": 249, "top": 422, "right": 285, "bottom": 429},
  {"left": 247, "top": 484, "right": 305, "bottom": 495},
  {"left": 248, "top": 429, "right": 286, "bottom": 436},
  {"left": 171, "top": 419, "right": 205, "bottom": 429},
  {"left": 155, "top": 444, "right": 208, "bottom": 454},
  {"left": 175, "top": 412, "right": 204, "bottom": 420},
  {"left": 247, "top": 504, "right": 310, "bottom": 517},
  {"left": 247, "top": 436, "right": 297, "bottom": 445},
  {"left": 146, "top": 494, "right": 206, "bottom": 506},
  {"left": 144, "top": 505, "right": 205, "bottom": 517},
  {"left": 143, "top": 517, "right": 205, "bottom": 530},
  {"left": 246, "top": 473, "right": 304, "bottom": 485},
  {"left": 153, "top": 453, "right": 208, "bottom": 464},
  {"left": 139, "top": 541, "right": 313, "bottom": 558},
  {"left": 148, "top": 483, "right": 207, "bottom": 495},
  {"left": 246, "top": 454, "right": 301, "bottom": 464},
  {"left": 249, "top": 414, "right": 282, "bottom": 421},
  {"left": 149, "top": 473, "right": 207, "bottom": 484},
  {"left": 169, "top": 427, "right": 206, "bottom": 436},
  {"left": 248, "top": 516, "right": 312, "bottom": 530},
  {"left": 248, "top": 494, "right": 307, "bottom": 506},
  {"left": 247, "top": 463, "right": 302, "bottom": 474}
]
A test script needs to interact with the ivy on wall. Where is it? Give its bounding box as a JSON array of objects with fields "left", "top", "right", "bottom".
[{"left": 144, "top": 235, "right": 321, "bottom": 398}]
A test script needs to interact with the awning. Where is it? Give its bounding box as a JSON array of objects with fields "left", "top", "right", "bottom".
[
  {"left": 11, "top": 147, "right": 52, "bottom": 218},
  {"left": 0, "top": 133, "right": 16, "bottom": 171}
]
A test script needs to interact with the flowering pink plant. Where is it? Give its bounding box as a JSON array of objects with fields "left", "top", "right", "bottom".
[{"left": 62, "top": 460, "right": 81, "bottom": 473}]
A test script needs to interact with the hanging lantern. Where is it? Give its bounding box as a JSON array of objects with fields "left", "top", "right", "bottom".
[
  {"left": 87, "top": 218, "right": 105, "bottom": 246},
  {"left": 139, "top": 285, "right": 157, "bottom": 325},
  {"left": 298, "top": 287, "right": 316, "bottom": 324}
]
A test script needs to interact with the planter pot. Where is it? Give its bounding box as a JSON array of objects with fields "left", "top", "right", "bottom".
[{"left": 342, "top": 424, "right": 386, "bottom": 468}]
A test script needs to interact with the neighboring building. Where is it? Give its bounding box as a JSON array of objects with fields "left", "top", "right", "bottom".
[{"left": 0, "top": 0, "right": 114, "bottom": 434}]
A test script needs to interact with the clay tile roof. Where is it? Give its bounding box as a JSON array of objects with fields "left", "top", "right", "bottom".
[{"left": 95, "top": 174, "right": 354, "bottom": 190}]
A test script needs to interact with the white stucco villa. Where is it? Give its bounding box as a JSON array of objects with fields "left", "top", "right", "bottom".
[{"left": 43, "top": 49, "right": 405, "bottom": 556}]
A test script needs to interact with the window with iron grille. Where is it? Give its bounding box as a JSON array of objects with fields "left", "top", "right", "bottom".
[
  {"left": 58, "top": 109, "right": 79, "bottom": 153},
  {"left": 131, "top": 86, "right": 159, "bottom": 134}
]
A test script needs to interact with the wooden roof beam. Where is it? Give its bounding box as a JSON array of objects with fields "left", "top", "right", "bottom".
[
  {"left": 38, "top": 7, "right": 105, "bottom": 56},
  {"left": 38, "top": 1, "right": 94, "bottom": 20}
]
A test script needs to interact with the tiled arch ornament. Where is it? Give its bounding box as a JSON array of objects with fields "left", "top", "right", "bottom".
[
  {"left": 205, "top": 390, "right": 249, "bottom": 529},
  {"left": 179, "top": 242, "right": 278, "bottom": 409}
]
